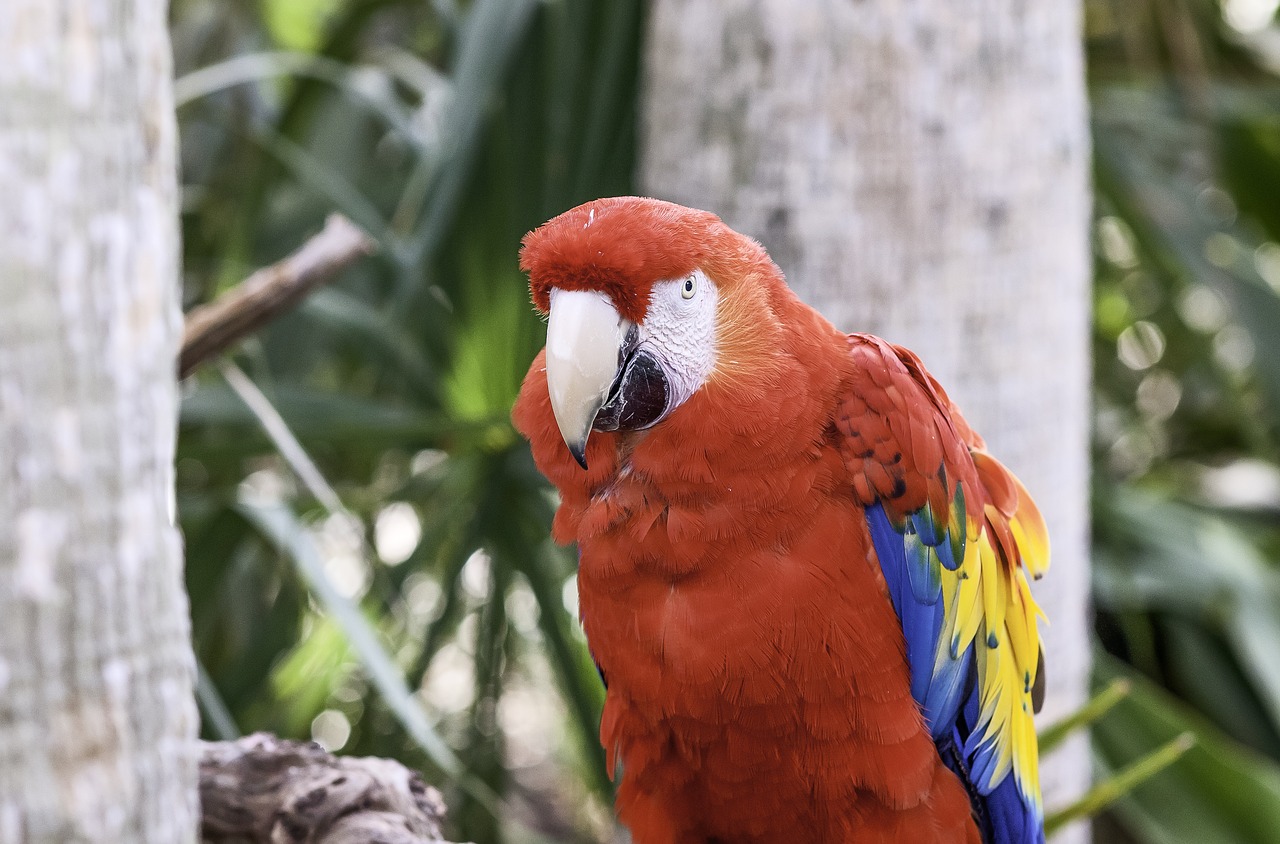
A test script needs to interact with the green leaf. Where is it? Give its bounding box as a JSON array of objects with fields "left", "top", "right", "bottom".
[
  {"left": 256, "top": 128, "right": 398, "bottom": 250},
  {"left": 397, "top": 0, "right": 541, "bottom": 277},
  {"left": 238, "top": 497, "right": 499, "bottom": 813},
  {"left": 1039, "top": 678, "right": 1131, "bottom": 755},
  {"left": 263, "top": 0, "right": 344, "bottom": 52},
  {"left": 174, "top": 51, "right": 419, "bottom": 145},
  {"left": 1093, "top": 656, "right": 1280, "bottom": 843},
  {"left": 520, "top": 543, "right": 611, "bottom": 798},
  {"left": 182, "top": 382, "right": 452, "bottom": 445},
  {"left": 268, "top": 614, "right": 352, "bottom": 737},
  {"left": 300, "top": 288, "right": 440, "bottom": 402},
  {"left": 1094, "top": 487, "right": 1280, "bottom": 734},
  {"left": 1048, "top": 732, "right": 1193, "bottom": 835},
  {"left": 196, "top": 659, "right": 241, "bottom": 741}
]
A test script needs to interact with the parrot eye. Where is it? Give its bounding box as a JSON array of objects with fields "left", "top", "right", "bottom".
[{"left": 682, "top": 275, "right": 697, "bottom": 299}]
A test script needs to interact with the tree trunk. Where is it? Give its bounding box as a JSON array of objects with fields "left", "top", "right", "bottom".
[
  {"left": 641, "top": 1, "right": 1091, "bottom": 840},
  {"left": 0, "top": 2, "right": 198, "bottom": 841}
]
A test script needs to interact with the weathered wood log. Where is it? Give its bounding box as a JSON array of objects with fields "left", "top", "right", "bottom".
[{"left": 199, "top": 733, "right": 452, "bottom": 844}]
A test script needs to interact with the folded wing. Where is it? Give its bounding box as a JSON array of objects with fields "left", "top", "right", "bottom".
[{"left": 838, "top": 335, "right": 1050, "bottom": 844}]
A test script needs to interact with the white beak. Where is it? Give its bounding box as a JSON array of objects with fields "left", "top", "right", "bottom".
[{"left": 545, "top": 289, "right": 630, "bottom": 468}]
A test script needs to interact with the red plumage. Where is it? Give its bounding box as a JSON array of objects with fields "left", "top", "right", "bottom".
[{"left": 513, "top": 198, "right": 1038, "bottom": 843}]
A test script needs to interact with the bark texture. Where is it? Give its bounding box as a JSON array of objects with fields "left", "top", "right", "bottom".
[
  {"left": 0, "top": 2, "right": 198, "bottom": 842},
  {"left": 642, "top": 1, "right": 1091, "bottom": 839},
  {"left": 200, "top": 734, "right": 450, "bottom": 844}
]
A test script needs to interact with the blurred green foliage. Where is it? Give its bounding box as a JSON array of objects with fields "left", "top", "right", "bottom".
[
  {"left": 174, "top": 1, "right": 639, "bottom": 839},
  {"left": 172, "top": 0, "right": 1280, "bottom": 841},
  {"left": 1089, "top": 0, "right": 1280, "bottom": 840}
]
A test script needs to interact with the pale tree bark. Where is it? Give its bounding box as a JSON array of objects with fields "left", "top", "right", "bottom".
[
  {"left": 0, "top": 2, "right": 198, "bottom": 842},
  {"left": 642, "top": 1, "right": 1091, "bottom": 840}
]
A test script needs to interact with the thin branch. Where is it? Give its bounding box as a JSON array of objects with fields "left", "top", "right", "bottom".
[{"left": 179, "top": 214, "right": 375, "bottom": 377}]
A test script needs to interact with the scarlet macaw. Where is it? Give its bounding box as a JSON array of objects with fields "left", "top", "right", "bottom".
[{"left": 512, "top": 197, "right": 1050, "bottom": 844}]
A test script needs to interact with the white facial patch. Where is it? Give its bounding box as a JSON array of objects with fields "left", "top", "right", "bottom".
[{"left": 640, "top": 270, "right": 718, "bottom": 412}]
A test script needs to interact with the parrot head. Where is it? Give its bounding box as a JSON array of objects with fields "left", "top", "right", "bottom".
[
  {"left": 519, "top": 196, "right": 790, "bottom": 469},
  {"left": 520, "top": 196, "right": 802, "bottom": 469}
]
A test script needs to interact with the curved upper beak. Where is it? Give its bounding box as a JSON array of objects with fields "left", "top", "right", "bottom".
[{"left": 545, "top": 289, "right": 630, "bottom": 469}]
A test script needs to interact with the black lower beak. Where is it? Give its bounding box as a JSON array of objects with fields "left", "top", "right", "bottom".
[{"left": 593, "top": 349, "right": 670, "bottom": 434}]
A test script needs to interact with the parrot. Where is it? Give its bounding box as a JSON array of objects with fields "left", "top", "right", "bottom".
[{"left": 511, "top": 197, "right": 1050, "bottom": 844}]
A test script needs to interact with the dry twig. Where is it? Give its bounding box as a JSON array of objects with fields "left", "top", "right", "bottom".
[{"left": 180, "top": 215, "right": 375, "bottom": 377}]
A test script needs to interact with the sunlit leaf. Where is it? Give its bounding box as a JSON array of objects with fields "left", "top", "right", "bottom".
[{"left": 263, "top": 0, "right": 344, "bottom": 52}]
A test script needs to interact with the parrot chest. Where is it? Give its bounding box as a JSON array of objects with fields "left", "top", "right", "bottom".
[
  {"left": 579, "top": 519, "right": 906, "bottom": 730},
  {"left": 576, "top": 490, "right": 952, "bottom": 839}
]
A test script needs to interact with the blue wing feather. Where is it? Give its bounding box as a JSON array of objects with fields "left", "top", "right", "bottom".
[
  {"left": 984, "top": 769, "right": 1045, "bottom": 844},
  {"left": 867, "top": 504, "right": 944, "bottom": 709},
  {"left": 906, "top": 533, "right": 944, "bottom": 604},
  {"left": 911, "top": 506, "right": 945, "bottom": 547},
  {"left": 866, "top": 500, "right": 1044, "bottom": 844}
]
